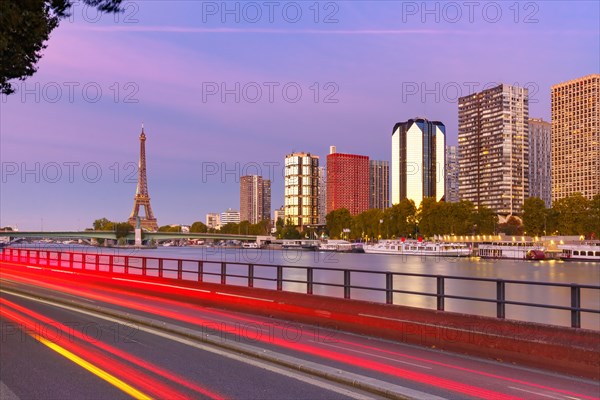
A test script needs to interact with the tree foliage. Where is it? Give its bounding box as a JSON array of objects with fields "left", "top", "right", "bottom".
[
  {"left": 92, "top": 218, "right": 131, "bottom": 238},
  {"left": 523, "top": 197, "right": 547, "bottom": 236},
  {"left": 472, "top": 205, "right": 497, "bottom": 235},
  {"left": 1, "top": 0, "right": 123, "bottom": 95},
  {"left": 190, "top": 221, "right": 208, "bottom": 233},
  {"left": 352, "top": 208, "right": 384, "bottom": 240},
  {"left": 114, "top": 222, "right": 132, "bottom": 238},
  {"left": 158, "top": 225, "right": 182, "bottom": 233},
  {"left": 281, "top": 219, "right": 301, "bottom": 239},
  {"left": 497, "top": 216, "right": 523, "bottom": 236},
  {"left": 384, "top": 199, "right": 417, "bottom": 238},
  {"left": 93, "top": 217, "right": 113, "bottom": 231},
  {"left": 326, "top": 208, "right": 353, "bottom": 239},
  {"left": 218, "top": 220, "right": 271, "bottom": 236},
  {"left": 553, "top": 193, "right": 590, "bottom": 235}
]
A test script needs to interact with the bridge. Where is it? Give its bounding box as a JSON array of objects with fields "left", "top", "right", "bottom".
[
  {"left": 0, "top": 247, "right": 598, "bottom": 399},
  {"left": 0, "top": 230, "right": 269, "bottom": 243}
]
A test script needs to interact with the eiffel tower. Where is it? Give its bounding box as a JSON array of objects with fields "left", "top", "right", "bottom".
[{"left": 128, "top": 124, "right": 158, "bottom": 231}]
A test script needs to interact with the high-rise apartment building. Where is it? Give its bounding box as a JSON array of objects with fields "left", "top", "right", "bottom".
[
  {"left": 551, "top": 74, "right": 600, "bottom": 202},
  {"left": 326, "top": 146, "right": 370, "bottom": 215},
  {"left": 262, "top": 179, "right": 271, "bottom": 222},
  {"left": 240, "top": 175, "right": 271, "bottom": 224},
  {"left": 458, "top": 84, "right": 529, "bottom": 216},
  {"left": 205, "top": 213, "right": 221, "bottom": 230},
  {"left": 318, "top": 166, "right": 327, "bottom": 224},
  {"left": 445, "top": 145, "right": 459, "bottom": 203},
  {"left": 391, "top": 118, "right": 445, "bottom": 206},
  {"left": 220, "top": 208, "right": 240, "bottom": 225},
  {"left": 284, "top": 152, "right": 320, "bottom": 229},
  {"left": 369, "top": 160, "right": 389, "bottom": 209},
  {"left": 528, "top": 118, "right": 552, "bottom": 207}
]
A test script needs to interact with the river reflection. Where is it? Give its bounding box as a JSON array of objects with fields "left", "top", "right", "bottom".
[{"left": 8, "top": 244, "right": 600, "bottom": 330}]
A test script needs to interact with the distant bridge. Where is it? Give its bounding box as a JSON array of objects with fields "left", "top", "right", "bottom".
[{"left": 0, "top": 231, "right": 268, "bottom": 243}]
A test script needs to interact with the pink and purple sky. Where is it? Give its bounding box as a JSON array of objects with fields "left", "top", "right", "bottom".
[{"left": 1, "top": 1, "right": 599, "bottom": 230}]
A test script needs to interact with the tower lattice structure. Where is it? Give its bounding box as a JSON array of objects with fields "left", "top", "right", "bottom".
[{"left": 128, "top": 125, "right": 158, "bottom": 231}]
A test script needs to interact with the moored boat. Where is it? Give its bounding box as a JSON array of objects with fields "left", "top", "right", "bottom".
[
  {"left": 478, "top": 241, "right": 545, "bottom": 260},
  {"left": 363, "top": 240, "right": 471, "bottom": 257},
  {"left": 282, "top": 240, "right": 318, "bottom": 251},
  {"left": 317, "top": 239, "right": 353, "bottom": 252},
  {"left": 558, "top": 242, "right": 600, "bottom": 261}
]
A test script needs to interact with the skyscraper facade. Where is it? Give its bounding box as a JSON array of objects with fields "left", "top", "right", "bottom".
[
  {"left": 240, "top": 175, "right": 271, "bottom": 224},
  {"left": 262, "top": 179, "right": 271, "bottom": 222},
  {"left": 551, "top": 74, "right": 600, "bottom": 202},
  {"left": 391, "top": 118, "right": 445, "bottom": 206},
  {"left": 369, "top": 160, "right": 389, "bottom": 209},
  {"left": 326, "top": 146, "right": 370, "bottom": 215},
  {"left": 318, "top": 166, "right": 327, "bottom": 224},
  {"left": 284, "top": 152, "right": 320, "bottom": 229},
  {"left": 528, "top": 118, "right": 552, "bottom": 208},
  {"left": 458, "top": 84, "right": 529, "bottom": 216},
  {"left": 445, "top": 145, "right": 459, "bottom": 203}
]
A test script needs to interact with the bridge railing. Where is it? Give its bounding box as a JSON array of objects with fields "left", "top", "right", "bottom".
[{"left": 1, "top": 247, "right": 598, "bottom": 329}]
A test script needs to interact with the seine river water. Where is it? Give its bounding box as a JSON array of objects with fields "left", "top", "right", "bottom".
[{"left": 7, "top": 244, "right": 600, "bottom": 330}]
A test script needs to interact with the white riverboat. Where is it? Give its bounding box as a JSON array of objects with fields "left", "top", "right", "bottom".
[
  {"left": 477, "top": 241, "right": 546, "bottom": 260},
  {"left": 363, "top": 240, "right": 471, "bottom": 257},
  {"left": 241, "top": 242, "right": 259, "bottom": 249},
  {"left": 558, "top": 242, "right": 600, "bottom": 262},
  {"left": 317, "top": 240, "right": 353, "bottom": 252},
  {"left": 281, "top": 240, "right": 318, "bottom": 251}
]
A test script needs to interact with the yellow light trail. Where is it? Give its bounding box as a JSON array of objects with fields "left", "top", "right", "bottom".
[{"left": 34, "top": 334, "right": 152, "bottom": 400}]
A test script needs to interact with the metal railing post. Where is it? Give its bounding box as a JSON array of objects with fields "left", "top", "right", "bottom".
[
  {"left": 276, "top": 266, "right": 283, "bottom": 291},
  {"left": 344, "top": 270, "right": 351, "bottom": 299},
  {"left": 248, "top": 264, "right": 254, "bottom": 288},
  {"left": 142, "top": 257, "right": 147, "bottom": 276},
  {"left": 70, "top": 253, "right": 74, "bottom": 269},
  {"left": 307, "top": 268, "right": 313, "bottom": 295},
  {"left": 386, "top": 272, "right": 393, "bottom": 304},
  {"left": 571, "top": 285, "right": 581, "bottom": 328},
  {"left": 177, "top": 260, "right": 183, "bottom": 280},
  {"left": 436, "top": 276, "right": 445, "bottom": 311},
  {"left": 158, "top": 259, "right": 163, "bottom": 278},
  {"left": 95, "top": 254, "right": 100, "bottom": 271},
  {"left": 108, "top": 255, "right": 113, "bottom": 273},
  {"left": 197, "top": 261, "right": 203, "bottom": 282},
  {"left": 497, "top": 280, "right": 506, "bottom": 319},
  {"left": 124, "top": 256, "right": 129, "bottom": 274},
  {"left": 221, "top": 262, "right": 226, "bottom": 285}
]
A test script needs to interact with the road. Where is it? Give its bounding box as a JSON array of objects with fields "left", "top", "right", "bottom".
[{"left": 1, "top": 262, "right": 598, "bottom": 400}]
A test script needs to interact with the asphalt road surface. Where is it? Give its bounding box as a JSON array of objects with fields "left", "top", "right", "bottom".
[{"left": 1, "top": 262, "right": 598, "bottom": 400}]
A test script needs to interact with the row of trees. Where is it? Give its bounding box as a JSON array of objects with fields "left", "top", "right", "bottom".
[
  {"left": 324, "top": 199, "right": 498, "bottom": 240},
  {"left": 157, "top": 219, "right": 272, "bottom": 236},
  {"left": 523, "top": 194, "right": 600, "bottom": 237},
  {"left": 92, "top": 192, "right": 598, "bottom": 242},
  {"left": 92, "top": 218, "right": 132, "bottom": 238},
  {"left": 324, "top": 193, "right": 600, "bottom": 241}
]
